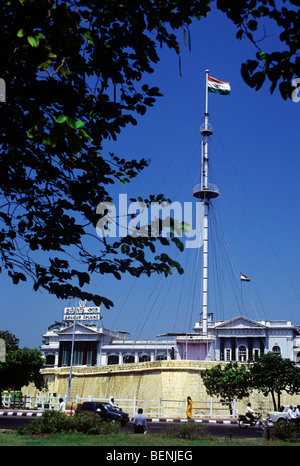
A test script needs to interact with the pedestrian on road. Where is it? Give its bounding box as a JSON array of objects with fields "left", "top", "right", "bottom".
[
  {"left": 294, "top": 405, "right": 300, "bottom": 426},
  {"left": 287, "top": 405, "right": 296, "bottom": 422},
  {"left": 133, "top": 408, "right": 147, "bottom": 434},
  {"left": 59, "top": 398, "right": 66, "bottom": 413},
  {"left": 186, "top": 396, "right": 193, "bottom": 419}
]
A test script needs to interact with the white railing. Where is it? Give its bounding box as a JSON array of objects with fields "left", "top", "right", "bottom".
[
  {"left": 193, "top": 183, "right": 219, "bottom": 196},
  {"left": 1, "top": 393, "right": 236, "bottom": 418}
]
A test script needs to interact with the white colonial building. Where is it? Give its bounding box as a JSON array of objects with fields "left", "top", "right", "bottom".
[{"left": 41, "top": 314, "right": 300, "bottom": 368}]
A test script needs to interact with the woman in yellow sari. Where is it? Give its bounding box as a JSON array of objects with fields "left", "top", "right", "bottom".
[{"left": 186, "top": 396, "right": 193, "bottom": 419}]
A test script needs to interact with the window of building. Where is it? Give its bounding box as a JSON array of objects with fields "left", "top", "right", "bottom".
[
  {"left": 139, "top": 354, "right": 151, "bottom": 362},
  {"left": 45, "top": 354, "right": 55, "bottom": 366},
  {"left": 107, "top": 354, "right": 119, "bottom": 365},
  {"left": 238, "top": 345, "right": 247, "bottom": 362},
  {"left": 253, "top": 349, "right": 260, "bottom": 360},
  {"left": 59, "top": 341, "right": 97, "bottom": 366},
  {"left": 272, "top": 345, "right": 281, "bottom": 354},
  {"left": 123, "top": 355, "right": 135, "bottom": 364},
  {"left": 156, "top": 354, "right": 167, "bottom": 361},
  {"left": 225, "top": 349, "right": 231, "bottom": 361}
]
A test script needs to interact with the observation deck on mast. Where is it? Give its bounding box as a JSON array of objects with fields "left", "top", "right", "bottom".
[
  {"left": 192, "top": 183, "right": 219, "bottom": 200},
  {"left": 200, "top": 121, "right": 213, "bottom": 137}
]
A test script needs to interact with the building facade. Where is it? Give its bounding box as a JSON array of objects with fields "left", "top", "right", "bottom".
[{"left": 41, "top": 314, "right": 300, "bottom": 368}]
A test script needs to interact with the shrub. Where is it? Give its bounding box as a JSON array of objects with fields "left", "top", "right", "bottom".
[
  {"left": 17, "top": 411, "right": 71, "bottom": 435},
  {"left": 273, "top": 421, "right": 298, "bottom": 442},
  {"left": 17, "top": 411, "right": 121, "bottom": 436},
  {"left": 68, "top": 413, "right": 101, "bottom": 435},
  {"left": 165, "top": 422, "right": 212, "bottom": 440}
]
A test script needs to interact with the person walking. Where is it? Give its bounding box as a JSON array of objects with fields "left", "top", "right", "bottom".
[
  {"left": 133, "top": 408, "right": 147, "bottom": 434},
  {"left": 58, "top": 397, "right": 66, "bottom": 413},
  {"left": 294, "top": 405, "right": 300, "bottom": 426},
  {"left": 287, "top": 405, "right": 296, "bottom": 422},
  {"left": 186, "top": 396, "right": 193, "bottom": 419}
]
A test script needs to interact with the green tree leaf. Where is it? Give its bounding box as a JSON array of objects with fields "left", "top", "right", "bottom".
[{"left": 27, "top": 35, "right": 38, "bottom": 47}]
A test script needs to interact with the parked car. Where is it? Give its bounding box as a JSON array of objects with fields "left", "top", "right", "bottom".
[
  {"left": 267, "top": 405, "right": 298, "bottom": 425},
  {"left": 78, "top": 401, "right": 129, "bottom": 426}
]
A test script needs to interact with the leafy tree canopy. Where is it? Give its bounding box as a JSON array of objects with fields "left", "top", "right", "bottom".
[
  {"left": 0, "top": 330, "right": 19, "bottom": 352},
  {"left": 0, "top": 0, "right": 196, "bottom": 308},
  {"left": 0, "top": 0, "right": 299, "bottom": 311},
  {"left": 217, "top": 0, "right": 300, "bottom": 99},
  {"left": 250, "top": 352, "right": 300, "bottom": 410},
  {"left": 201, "top": 362, "right": 251, "bottom": 413},
  {"left": 0, "top": 330, "right": 46, "bottom": 403}
]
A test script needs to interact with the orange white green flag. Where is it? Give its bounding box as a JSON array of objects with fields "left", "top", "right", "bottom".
[{"left": 208, "top": 76, "right": 231, "bottom": 95}]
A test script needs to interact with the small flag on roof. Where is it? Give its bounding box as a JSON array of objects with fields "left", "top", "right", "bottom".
[
  {"left": 240, "top": 273, "right": 250, "bottom": 282},
  {"left": 208, "top": 76, "right": 231, "bottom": 95}
]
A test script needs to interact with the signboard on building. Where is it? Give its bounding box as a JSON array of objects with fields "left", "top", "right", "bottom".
[{"left": 63, "top": 300, "right": 101, "bottom": 322}]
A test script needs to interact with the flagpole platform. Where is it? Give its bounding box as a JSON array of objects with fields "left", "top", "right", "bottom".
[
  {"left": 193, "top": 183, "right": 219, "bottom": 200},
  {"left": 200, "top": 122, "right": 213, "bottom": 136}
]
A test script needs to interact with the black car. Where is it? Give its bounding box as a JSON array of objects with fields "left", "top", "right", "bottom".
[{"left": 79, "top": 401, "right": 129, "bottom": 425}]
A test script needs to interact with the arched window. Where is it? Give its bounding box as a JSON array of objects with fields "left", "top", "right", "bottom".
[
  {"left": 123, "top": 354, "right": 135, "bottom": 364},
  {"left": 238, "top": 345, "right": 247, "bottom": 362},
  {"left": 45, "top": 354, "right": 55, "bottom": 366},
  {"left": 139, "top": 354, "right": 151, "bottom": 362},
  {"left": 108, "top": 355, "right": 119, "bottom": 365},
  {"left": 156, "top": 353, "right": 167, "bottom": 361},
  {"left": 272, "top": 345, "right": 281, "bottom": 354}
]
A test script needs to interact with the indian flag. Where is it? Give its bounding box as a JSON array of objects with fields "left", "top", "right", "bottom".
[
  {"left": 240, "top": 273, "right": 250, "bottom": 282},
  {"left": 208, "top": 76, "right": 231, "bottom": 95}
]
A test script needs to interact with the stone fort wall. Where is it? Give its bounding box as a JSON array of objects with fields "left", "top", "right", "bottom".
[{"left": 22, "top": 360, "right": 300, "bottom": 416}]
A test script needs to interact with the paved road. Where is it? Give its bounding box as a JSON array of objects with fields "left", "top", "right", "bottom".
[
  {"left": 0, "top": 411, "right": 267, "bottom": 439},
  {"left": 124, "top": 420, "right": 267, "bottom": 439},
  {"left": 0, "top": 415, "right": 34, "bottom": 430},
  {"left": 4, "top": 409, "right": 300, "bottom": 441}
]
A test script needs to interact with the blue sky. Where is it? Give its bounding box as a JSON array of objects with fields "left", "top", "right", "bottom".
[{"left": 2, "top": 7, "right": 300, "bottom": 348}]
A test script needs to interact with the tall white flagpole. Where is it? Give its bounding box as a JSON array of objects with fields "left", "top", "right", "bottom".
[
  {"left": 193, "top": 70, "right": 219, "bottom": 338},
  {"left": 241, "top": 279, "right": 243, "bottom": 315},
  {"left": 205, "top": 69, "right": 209, "bottom": 116},
  {"left": 202, "top": 70, "right": 210, "bottom": 335}
]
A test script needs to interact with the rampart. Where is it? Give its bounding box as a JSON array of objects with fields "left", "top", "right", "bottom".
[{"left": 22, "top": 360, "right": 300, "bottom": 416}]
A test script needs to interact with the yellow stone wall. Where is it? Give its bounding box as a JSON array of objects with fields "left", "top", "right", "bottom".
[{"left": 22, "top": 360, "right": 300, "bottom": 416}]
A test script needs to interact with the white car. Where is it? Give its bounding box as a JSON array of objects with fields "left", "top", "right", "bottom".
[{"left": 267, "top": 405, "right": 298, "bottom": 425}]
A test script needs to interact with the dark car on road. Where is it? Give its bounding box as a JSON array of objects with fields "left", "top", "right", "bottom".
[{"left": 78, "top": 401, "right": 129, "bottom": 426}]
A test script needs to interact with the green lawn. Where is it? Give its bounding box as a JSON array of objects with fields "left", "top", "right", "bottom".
[{"left": 0, "top": 431, "right": 299, "bottom": 447}]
